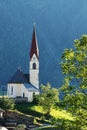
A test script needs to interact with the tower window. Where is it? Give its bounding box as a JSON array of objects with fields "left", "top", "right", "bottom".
[{"left": 33, "top": 63, "right": 36, "bottom": 69}]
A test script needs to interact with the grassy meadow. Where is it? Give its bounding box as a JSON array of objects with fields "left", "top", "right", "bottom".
[
  {"left": 15, "top": 103, "right": 74, "bottom": 121},
  {"left": 14, "top": 103, "right": 74, "bottom": 130}
]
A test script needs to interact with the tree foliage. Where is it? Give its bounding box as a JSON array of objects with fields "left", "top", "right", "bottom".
[
  {"left": 60, "top": 35, "right": 87, "bottom": 130},
  {"left": 0, "top": 97, "right": 15, "bottom": 110},
  {"left": 38, "top": 83, "right": 59, "bottom": 115}
]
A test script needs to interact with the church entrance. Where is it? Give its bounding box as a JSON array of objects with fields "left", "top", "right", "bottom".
[{"left": 23, "top": 93, "right": 25, "bottom": 98}]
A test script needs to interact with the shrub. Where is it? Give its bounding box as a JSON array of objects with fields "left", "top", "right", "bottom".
[
  {"left": 15, "top": 124, "right": 26, "bottom": 130},
  {"left": 0, "top": 97, "right": 15, "bottom": 110}
]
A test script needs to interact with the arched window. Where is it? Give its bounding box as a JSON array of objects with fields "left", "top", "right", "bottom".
[{"left": 32, "top": 63, "right": 36, "bottom": 69}]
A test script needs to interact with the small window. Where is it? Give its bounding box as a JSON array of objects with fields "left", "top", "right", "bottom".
[
  {"left": 33, "top": 63, "right": 36, "bottom": 69},
  {"left": 11, "top": 86, "right": 13, "bottom": 95},
  {"left": 33, "top": 92, "right": 35, "bottom": 95}
]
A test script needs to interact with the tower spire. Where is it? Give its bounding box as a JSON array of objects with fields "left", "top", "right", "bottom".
[
  {"left": 30, "top": 24, "right": 39, "bottom": 60},
  {"left": 29, "top": 24, "right": 39, "bottom": 89}
]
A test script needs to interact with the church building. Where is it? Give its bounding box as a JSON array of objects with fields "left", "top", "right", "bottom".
[{"left": 7, "top": 25, "right": 39, "bottom": 102}]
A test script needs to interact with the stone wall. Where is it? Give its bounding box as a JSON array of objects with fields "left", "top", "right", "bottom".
[{"left": 5, "top": 110, "right": 34, "bottom": 125}]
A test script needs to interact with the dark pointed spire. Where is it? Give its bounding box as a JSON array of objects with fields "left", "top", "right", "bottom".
[{"left": 30, "top": 24, "right": 39, "bottom": 60}]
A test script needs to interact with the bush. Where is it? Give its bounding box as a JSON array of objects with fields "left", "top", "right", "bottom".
[
  {"left": 33, "top": 94, "right": 40, "bottom": 104},
  {"left": 0, "top": 97, "right": 15, "bottom": 110},
  {"left": 15, "top": 124, "right": 26, "bottom": 130}
]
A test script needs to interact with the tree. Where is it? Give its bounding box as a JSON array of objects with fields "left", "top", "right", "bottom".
[
  {"left": 0, "top": 97, "right": 15, "bottom": 110},
  {"left": 60, "top": 35, "right": 87, "bottom": 130},
  {"left": 38, "top": 83, "right": 59, "bottom": 115}
]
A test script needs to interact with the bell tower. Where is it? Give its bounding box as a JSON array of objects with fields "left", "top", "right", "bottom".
[{"left": 29, "top": 25, "right": 39, "bottom": 89}]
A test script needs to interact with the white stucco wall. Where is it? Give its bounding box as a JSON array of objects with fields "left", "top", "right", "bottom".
[
  {"left": 30, "top": 54, "right": 39, "bottom": 89},
  {"left": 7, "top": 83, "right": 39, "bottom": 102},
  {"left": 7, "top": 84, "right": 22, "bottom": 98}
]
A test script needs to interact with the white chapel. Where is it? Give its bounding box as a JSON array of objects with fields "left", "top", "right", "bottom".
[{"left": 7, "top": 25, "right": 39, "bottom": 102}]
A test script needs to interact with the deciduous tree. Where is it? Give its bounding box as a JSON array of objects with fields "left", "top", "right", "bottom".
[
  {"left": 60, "top": 35, "right": 87, "bottom": 130},
  {"left": 38, "top": 83, "right": 59, "bottom": 115}
]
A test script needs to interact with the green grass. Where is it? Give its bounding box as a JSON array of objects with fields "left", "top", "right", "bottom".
[
  {"left": 15, "top": 103, "right": 43, "bottom": 118},
  {"left": 30, "top": 105, "right": 73, "bottom": 120},
  {"left": 36, "top": 126, "right": 57, "bottom": 130},
  {"left": 15, "top": 103, "right": 73, "bottom": 121},
  {"left": 50, "top": 109, "right": 73, "bottom": 120}
]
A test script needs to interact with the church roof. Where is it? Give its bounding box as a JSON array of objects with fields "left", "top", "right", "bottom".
[
  {"left": 30, "top": 25, "right": 39, "bottom": 60},
  {"left": 24, "top": 83, "right": 39, "bottom": 91},
  {"left": 8, "top": 69, "right": 29, "bottom": 83},
  {"left": 24, "top": 74, "right": 29, "bottom": 82},
  {"left": 8, "top": 69, "right": 39, "bottom": 91}
]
